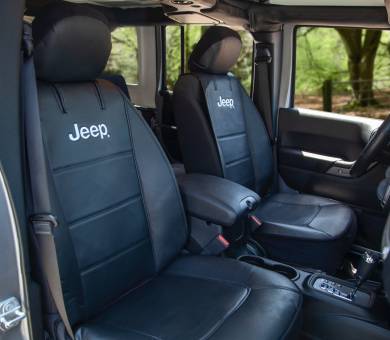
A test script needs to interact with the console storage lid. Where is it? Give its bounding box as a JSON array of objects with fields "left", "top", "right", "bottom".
[{"left": 177, "top": 174, "right": 260, "bottom": 227}]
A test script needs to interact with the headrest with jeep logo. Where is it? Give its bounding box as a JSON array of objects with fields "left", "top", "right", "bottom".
[
  {"left": 32, "top": 4, "right": 112, "bottom": 83},
  {"left": 189, "top": 26, "right": 242, "bottom": 75}
]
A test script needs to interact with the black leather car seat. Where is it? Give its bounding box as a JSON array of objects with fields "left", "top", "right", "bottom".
[
  {"left": 173, "top": 27, "right": 357, "bottom": 273},
  {"left": 32, "top": 5, "right": 301, "bottom": 339}
]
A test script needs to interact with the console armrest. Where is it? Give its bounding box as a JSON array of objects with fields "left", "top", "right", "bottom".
[{"left": 177, "top": 174, "right": 260, "bottom": 227}]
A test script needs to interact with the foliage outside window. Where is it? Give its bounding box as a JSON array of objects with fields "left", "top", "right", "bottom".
[
  {"left": 166, "top": 26, "right": 253, "bottom": 93},
  {"left": 104, "top": 27, "right": 139, "bottom": 85},
  {"left": 295, "top": 27, "right": 390, "bottom": 119}
]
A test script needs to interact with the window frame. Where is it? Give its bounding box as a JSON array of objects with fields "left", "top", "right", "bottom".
[{"left": 160, "top": 25, "right": 186, "bottom": 93}]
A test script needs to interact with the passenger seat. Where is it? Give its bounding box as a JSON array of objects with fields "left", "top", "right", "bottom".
[
  {"left": 173, "top": 27, "right": 357, "bottom": 273},
  {"left": 31, "top": 5, "right": 301, "bottom": 339}
]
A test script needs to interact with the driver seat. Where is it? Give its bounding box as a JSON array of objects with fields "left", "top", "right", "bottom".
[
  {"left": 173, "top": 27, "right": 357, "bottom": 273},
  {"left": 31, "top": 6, "right": 302, "bottom": 339}
]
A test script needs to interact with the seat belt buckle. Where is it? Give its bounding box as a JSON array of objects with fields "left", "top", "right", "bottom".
[
  {"left": 30, "top": 214, "right": 58, "bottom": 235},
  {"left": 248, "top": 214, "right": 262, "bottom": 232},
  {"left": 216, "top": 234, "right": 230, "bottom": 248},
  {"left": 201, "top": 234, "right": 230, "bottom": 256}
]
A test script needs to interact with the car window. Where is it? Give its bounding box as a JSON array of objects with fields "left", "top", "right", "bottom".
[
  {"left": 295, "top": 27, "right": 390, "bottom": 119},
  {"left": 104, "top": 27, "right": 139, "bottom": 85},
  {"left": 165, "top": 26, "right": 253, "bottom": 93}
]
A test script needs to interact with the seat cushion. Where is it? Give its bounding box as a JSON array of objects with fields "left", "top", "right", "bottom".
[
  {"left": 76, "top": 256, "right": 302, "bottom": 340},
  {"left": 254, "top": 193, "right": 357, "bottom": 273}
]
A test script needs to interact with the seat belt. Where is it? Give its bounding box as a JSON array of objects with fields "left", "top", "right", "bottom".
[
  {"left": 22, "top": 24, "right": 75, "bottom": 340},
  {"left": 254, "top": 44, "right": 274, "bottom": 143},
  {"left": 254, "top": 44, "right": 279, "bottom": 193}
]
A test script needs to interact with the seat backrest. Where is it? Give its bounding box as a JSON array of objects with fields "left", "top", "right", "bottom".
[
  {"left": 32, "top": 4, "right": 188, "bottom": 325},
  {"left": 173, "top": 27, "right": 273, "bottom": 194},
  {"left": 100, "top": 73, "right": 131, "bottom": 99}
]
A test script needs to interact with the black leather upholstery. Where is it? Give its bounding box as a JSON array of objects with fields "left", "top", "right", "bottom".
[
  {"left": 254, "top": 193, "right": 356, "bottom": 272},
  {"left": 173, "top": 26, "right": 357, "bottom": 272},
  {"left": 33, "top": 4, "right": 112, "bottom": 82},
  {"left": 100, "top": 74, "right": 131, "bottom": 99},
  {"left": 32, "top": 6, "right": 302, "bottom": 339},
  {"left": 174, "top": 73, "right": 273, "bottom": 194},
  {"left": 76, "top": 256, "right": 301, "bottom": 340},
  {"left": 189, "top": 26, "right": 242, "bottom": 74},
  {"left": 178, "top": 173, "right": 260, "bottom": 227}
]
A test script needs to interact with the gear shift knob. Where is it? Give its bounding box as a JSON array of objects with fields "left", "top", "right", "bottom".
[{"left": 350, "top": 251, "right": 378, "bottom": 298}]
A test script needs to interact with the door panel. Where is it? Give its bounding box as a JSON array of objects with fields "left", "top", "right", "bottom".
[
  {"left": 0, "top": 166, "right": 31, "bottom": 339},
  {"left": 278, "top": 108, "right": 387, "bottom": 249},
  {"left": 278, "top": 107, "right": 384, "bottom": 211}
]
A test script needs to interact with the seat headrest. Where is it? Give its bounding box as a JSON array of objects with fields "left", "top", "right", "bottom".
[
  {"left": 189, "top": 26, "right": 242, "bottom": 75},
  {"left": 32, "top": 4, "right": 112, "bottom": 83}
]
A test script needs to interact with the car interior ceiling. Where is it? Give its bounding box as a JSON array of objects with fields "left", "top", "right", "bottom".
[{"left": 0, "top": 0, "right": 390, "bottom": 339}]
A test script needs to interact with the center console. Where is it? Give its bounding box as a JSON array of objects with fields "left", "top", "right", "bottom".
[
  {"left": 237, "top": 252, "right": 390, "bottom": 337},
  {"left": 238, "top": 254, "right": 375, "bottom": 306},
  {"left": 177, "top": 173, "right": 261, "bottom": 254},
  {"left": 310, "top": 275, "right": 372, "bottom": 306}
]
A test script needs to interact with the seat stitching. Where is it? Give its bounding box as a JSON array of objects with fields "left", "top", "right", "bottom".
[
  {"left": 163, "top": 272, "right": 248, "bottom": 288},
  {"left": 201, "top": 288, "right": 251, "bottom": 340},
  {"left": 80, "top": 238, "right": 150, "bottom": 276},
  {"left": 90, "top": 277, "right": 155, "bottom": 321},
  {"left": 305, "top": 206, "right": 334, "bottom": 238},
  {"left": 260, "top": 200, "right": 334, "bottom": 238},
  {"left": 279, "top": 287, "right": 303, "bottom": 340},
  {"left": 68, "top": 194, "right": 141, "bottom": 228},
  {"left": 164, "top": 272, "right": 301, "bottom": 294},
  {"left": 119, "top": 90, "right": 158, "bottom": 272},
  {"left": 235, "top": 77, "right": 262, "bottom": 194},
  {"left": 306, "top": 225, "right": 333, "bottom": 238},
  {"left": 304, "top": 205, "right": 321, "bottom": 226},
  {"left": 53, "top": 149, "right": 132, "bottom": 174},
  {"left": 224, "top": 155, "right": 251, "bottom": 167},
  {"left": 268, "top": 198, "right": 340, "bottom": 208},
  {"left": 120, "top": 90, "right": 189, "bottom": 268},
  {"left": 259, "top": 219, "right": 333, "bottom": 238},
  {"left": 203, "top": 286, "right": 301, "bottom": 340},
  {"left": 218, "top": 131, "right": 246, "bottom": 140}
]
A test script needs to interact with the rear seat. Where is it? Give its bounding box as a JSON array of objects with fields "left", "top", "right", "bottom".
[{"left": 30, "top": 4, "right": 302, "bottom": 339}]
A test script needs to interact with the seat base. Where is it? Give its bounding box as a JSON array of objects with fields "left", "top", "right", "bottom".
[
  {"left": 254, "top": 193, "right": 357, "bottom": 273},
  {"left": 76, "top": 256, "right": 302, "bottom": 340}
]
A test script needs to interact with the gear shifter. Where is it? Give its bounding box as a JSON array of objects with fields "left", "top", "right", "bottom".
[{"left": 349, "top": 251, "right": 378, "bottom": 298}]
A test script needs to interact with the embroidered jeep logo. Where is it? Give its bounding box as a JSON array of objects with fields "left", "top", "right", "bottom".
[
  {"left": 217, "top": 96, "right": 235, "bottom": 109},
  {"left": 68, "top": 123, "right": 110, "bottom": 142}
]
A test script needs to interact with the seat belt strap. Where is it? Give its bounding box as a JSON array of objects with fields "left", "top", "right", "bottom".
[
  {"left": 254, "top": 44, "right": 274, "bottom": 143},
  {"left": 22, "top": 24, "right": 75, "bottom": 340},
  {"left": 254, "top": 44, "right": 279, "bottom": 193}
]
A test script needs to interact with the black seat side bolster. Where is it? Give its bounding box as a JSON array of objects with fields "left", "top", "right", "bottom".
[
  {"left": 100, "top": 74, "right": 130, "bottom": 100},
  {"left": 237, "top": 81, "right": 274, "bottom": 194},
  {"left": 173, "top": 74, "right": 224, "bottom": 178},
  {"left": 124, "top": 92, "right": 188, "bottom": 271}
]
